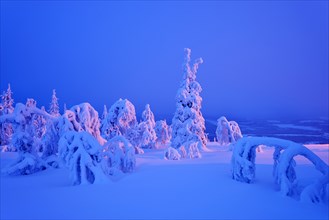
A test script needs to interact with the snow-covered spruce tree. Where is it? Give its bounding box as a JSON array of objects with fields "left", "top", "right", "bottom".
[
  {"left": 59, "top": 131, "right": 108, "bottom": 185},
  {"left": 170, "top": 48, "right": 207, "bottom": 158},
  {"left": 102, "top": 104, "right": 108, "bottom": 120},
  {"left": 0, "top": 84, "right": 14, "bottom": 146},
  {"left": 58, "top": 103, "right": 106, "bottom": 145},
  {"left": 49, "top": 89, "right": 60, "bottom": 117},
  {"left": 101, "top": 135, "right": 136, "bottom": 175},
  {"left": 155, "top": 120, "right": 170, "bottom": 148},
  {"left": 101, "top": 98, "right": 137, "bottom": 140},
  {"left": 216, "top": 116, "right": 242, "bottom": 148},
  {"left": 139, "top": 104, "right": 157, "bottom": 148},
  {"left": 100, "top": 105, "right": 110, "bottom": 139}
]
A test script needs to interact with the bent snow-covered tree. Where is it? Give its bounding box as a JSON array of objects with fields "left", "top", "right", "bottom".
[
  {"left": 59, "top": 131, "right": 107, "bottom": 185},
  {"left": 101, "top": 98, "right": 137, "bottom": 140},
  {"left": 231, "top": 136, "right": 329, "bottom": 204},
  {"left": 171, "top": 48, "right": 207, "bottom": 158},
  {"left": 216, "top": 116, "right": 242, "bottom": 148}
]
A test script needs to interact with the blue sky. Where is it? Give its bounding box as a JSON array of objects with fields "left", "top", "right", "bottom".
[{"left": 1, "top": 1, "right": 328, "bottom": 120}]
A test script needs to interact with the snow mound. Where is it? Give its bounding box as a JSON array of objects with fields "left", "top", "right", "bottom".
[
  {"left": 164, "top": 147, "right": 181, "bottom": 160},
  {"left": 231, "top": 136, "right": 329, "bottom": 203}
]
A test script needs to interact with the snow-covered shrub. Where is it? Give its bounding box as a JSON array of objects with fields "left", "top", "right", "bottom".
[
  {"left": 231, "top": 136, "right": 329, "bottom": 203},
  {"left": 216, "top": 116, "right": 242, "bottom": 147},
  {"left": 155, "top": 120, "right": 170, "bottom": 148},
  {"left": 1, "top": 103, "right": 55, "bottom": 175},
  {"left": 3, "top": 132, "right": 47, "bottom": 175},
  {"left": 58, "top": 103, "right": 105, "bottom": 145},
  {"left": 164, "top": 147, "right": 181, "bottom": 160},
  {"left": 125, "top": 124, "right": 144, "bottom": 153},
  {"left": 59, "top": 131, "right": 107, "bottom": 185},
  {"left": 171, "top": 48, "right": 207, "bottom": 155},
  {"left": 101, "top": 135, "right": 136, "bottom": 175},
  {"left": 139, "top": 104, "right": 157, "bottom": 148},
  {"left": 101, "top": 98, "right": 137, "bottom": 140}
]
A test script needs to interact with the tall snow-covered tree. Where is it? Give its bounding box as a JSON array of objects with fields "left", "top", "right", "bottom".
[
  {"left": 155, "top": 120, "right": 170, "bottom": 147},
  {"left": 0, "top": 84, "right": 14, "bottom": 146},
  {"left": 139, "top": 104, "right": 157, "bottom": 148},
  {"left": 49, "top": 89, "right": 60, "bottom": 117},
  {"left": 170, "top": 48, "right": 207, "bottom": 158}
]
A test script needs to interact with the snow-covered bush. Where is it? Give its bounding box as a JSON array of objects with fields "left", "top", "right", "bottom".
[
  {"left": 59, "top": 131, "right": 107, "bottom": 185},
  {"left": 101, "top": 135, "right": 136, "bottom": 175},
  {"left": 139, "top": 104, "right": 157, "bottom": 148},
  {"left": 3, "top": 132, "right": 47, "bottom": 175},
  {"left": 58, "top": 103, "right": 105, "bottom": 145},
  {"left": 171, "top": 48, "right": 207, "bottom": 156},
  {"left": 231, "top": 136, "right": 329, "bottom": 203},
  {"left": 155, "top": 120, "right": 170, "bottom": 148},
  {"left": 1, "top": 103, "right": 54, "bottom": 175},
  {"left": 125, "top": 124, "right": 145, "bottom": 154},
  {"left": 216, "top": 116, "right": 242, "bottom": 147},
  {"left": 164, "top": 147, "right": 181, "bottom": 160},
  {"left": 101, "top": 98, "right": 137, "bottom": 140}
]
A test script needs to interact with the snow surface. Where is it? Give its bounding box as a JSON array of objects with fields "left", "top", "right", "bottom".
[{"left": 1, "top": 143, "right": 328, "bottom": 219}]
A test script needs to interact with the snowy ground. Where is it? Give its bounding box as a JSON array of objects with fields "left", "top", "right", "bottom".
[{"left": 1, "top": 143, "right": 328, "bottom": 219}]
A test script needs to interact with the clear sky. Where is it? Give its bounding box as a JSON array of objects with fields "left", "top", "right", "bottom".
[{"left": 1, "top": 1, "right": 328, "bottom": 120}]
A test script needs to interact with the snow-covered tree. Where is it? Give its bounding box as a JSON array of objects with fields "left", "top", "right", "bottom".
[
  {"left": 0, "top": 84, "right": 14, "bottom": 146},
  {"left": 216, "top": 116, "right": 242, "bottom": 147},
  {"left": 49, "top": 89, "right": 60, "bottom": 117},
  {"left": 101, "top": 135, "right": 136, "bottom": 175},
  {"left": 231, "top": 137, "right": 329, "bottom": 203},
  {"left": 30, "top": 101, "right": 47, "bottom": 152},
  {"left": 170, "top": 48, "right": 207, "bottom": 158},
  {"left": 139, "top": 104, "right": 157, "bottom": 148},
  {"left": 155, "top": 120, "right": 170, "bottom": 147},
  {"left": 102, "top": 105, "right": 108, "bottom": 120},
  {"left": 63, "top": 103, "right": 67, "bottom": 112},
  {"left": 58, "top": 103, "right": 105, "bottom": 145},
  {"left": 101, "top": 98, "right": 137, "bottom": 140},
  {"left": 1, "top": 84, "right": 14, "bottom": 114},
  {"left": 59, "top": 131, "right": 108, "bottom": 185}
]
